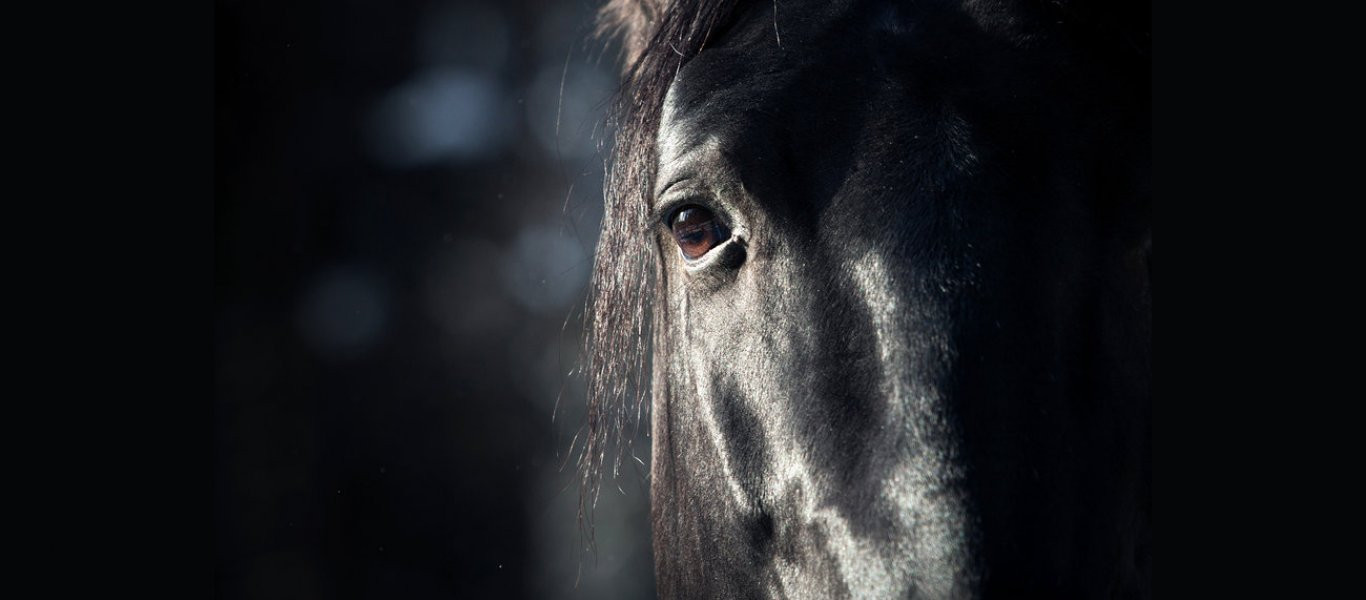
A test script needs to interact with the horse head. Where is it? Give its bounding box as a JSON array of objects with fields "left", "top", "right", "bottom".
[{"left": 583, "top": 0, "right": 1149, "bottom": 596}]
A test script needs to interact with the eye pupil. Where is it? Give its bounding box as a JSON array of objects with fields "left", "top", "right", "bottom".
[{"left": 670, "top": 206, "right": 729, "bottom": 260}]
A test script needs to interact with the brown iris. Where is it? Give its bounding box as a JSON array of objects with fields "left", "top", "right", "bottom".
[{"left": 669, "top": 205, "right": 730, "bottom": 260}]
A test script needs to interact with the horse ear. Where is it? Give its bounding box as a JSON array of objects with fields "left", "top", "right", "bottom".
[{"left": 596, "top": 0, "right": 668, "bottom": 73}]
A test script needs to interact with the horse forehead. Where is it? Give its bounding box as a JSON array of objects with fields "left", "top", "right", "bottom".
[
  {"left": 655, "top": 7, "right": 864, "bottom": 177},
  {"left": 655, "top": 0, "right": 1022, "bottom": 158}
]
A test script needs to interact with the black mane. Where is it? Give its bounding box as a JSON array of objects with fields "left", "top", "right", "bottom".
[{"left": 578, "top": 0, "right": 743, "bottom": 535}]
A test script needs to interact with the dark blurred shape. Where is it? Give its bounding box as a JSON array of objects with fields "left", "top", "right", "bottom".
[
  {"left": 215, "top": 0, "right": 652, "bottom": 598},
  {"left": 365, "top": 67, "right": 512, "bottom": 167},
  {"left": 297, "top": 265, "right": 390, "bottom": 361},
  {"left": 525, "top": 64, "right": 618, "bottom": 161},
  {"left": 500, "top": 223, "right": 590, "bottom": 314},
  {"left": 416, "top": 1, "right": 511, "bottom": 71}
]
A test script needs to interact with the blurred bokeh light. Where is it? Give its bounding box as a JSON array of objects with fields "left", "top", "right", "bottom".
[{"left": 214, "top": 0, "right": 652, "bottom": 597}]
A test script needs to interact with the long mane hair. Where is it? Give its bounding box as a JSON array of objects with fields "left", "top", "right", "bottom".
[{"left": 577, "top": 0, "right": 742, "bottom": 538}]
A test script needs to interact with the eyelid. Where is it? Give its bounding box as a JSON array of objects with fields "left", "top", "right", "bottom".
[
  {"left": 655, "top": 189, "right": 713, "bottom": 228},
  {"left": 678, "top": 228, "right": 746, "bottom": 272}
]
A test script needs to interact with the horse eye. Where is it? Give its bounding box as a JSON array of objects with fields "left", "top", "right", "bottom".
[{"left": 669, "top": 205, "right": 730, "bottom": 260}]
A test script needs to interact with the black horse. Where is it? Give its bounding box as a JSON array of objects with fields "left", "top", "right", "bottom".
[{"left": 580, "top": 0, "right": 1149, "bottom": 597}]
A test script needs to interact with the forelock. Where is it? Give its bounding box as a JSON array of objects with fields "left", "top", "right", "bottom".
[{"left": 596, "top": 0, "right": 668, "bottom": 70}]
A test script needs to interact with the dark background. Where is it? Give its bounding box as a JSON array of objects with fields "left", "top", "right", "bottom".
[{"left": 213, "top": 1, "right": 654, "bottom": 597}]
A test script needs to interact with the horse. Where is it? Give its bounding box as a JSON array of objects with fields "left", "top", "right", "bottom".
[{"left": 578, "top": 0, "right": 1150, "bottom": 597}]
